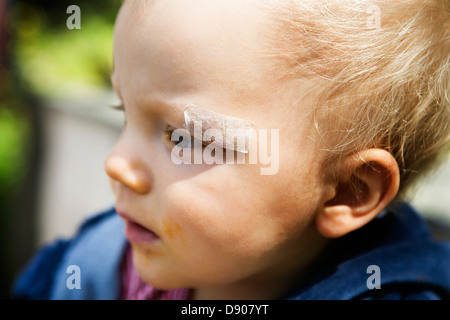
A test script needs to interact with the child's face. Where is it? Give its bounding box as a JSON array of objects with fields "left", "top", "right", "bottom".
[{"left": 107, "top": 0, "right": 329, "bottom": 298}]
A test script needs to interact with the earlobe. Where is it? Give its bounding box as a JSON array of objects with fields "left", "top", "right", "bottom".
[{"left": 316, "top": 149, "right": 400, "bottom": 239}]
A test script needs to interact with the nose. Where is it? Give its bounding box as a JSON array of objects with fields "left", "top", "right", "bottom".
[{"left": 104, "top": 142, "right": 153, "bottom": 194}]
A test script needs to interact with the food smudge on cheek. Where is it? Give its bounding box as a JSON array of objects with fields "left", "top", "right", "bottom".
[{"left": 163, "top": 218, "right": 182, "bottom": 240}]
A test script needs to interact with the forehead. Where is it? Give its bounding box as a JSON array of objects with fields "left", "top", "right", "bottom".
[{"left": 112, "top": 0, "right": 278, "bottom": 109}]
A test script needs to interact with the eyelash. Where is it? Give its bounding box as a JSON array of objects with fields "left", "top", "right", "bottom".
[
  {"left": 111, "top": 104, "right": 213, "bottom": 150},
  {"left": 164, "top": 126, "right": 203, "bottom": 149},
  {"left": 111, "top": 103, "right": 127, "bottom": 126},
  {"left": 111, "top": 103, "right": 125, "bottom": 111}
]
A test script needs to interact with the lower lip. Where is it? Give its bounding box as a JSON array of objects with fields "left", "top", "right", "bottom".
[{"left": 125, "top": 221, "right": 160, "bottom": 244}]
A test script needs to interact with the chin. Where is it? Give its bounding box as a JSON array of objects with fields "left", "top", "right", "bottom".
[{"left": 131, "top": 246, "right": 188, "bottom": 290}]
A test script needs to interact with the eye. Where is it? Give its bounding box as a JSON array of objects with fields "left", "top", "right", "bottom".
[
  {"left": 163, "top": 125, "right": 233, "bottom": 164},
  {"left": 110, "top": 103, "right": 127, "bottom": 127},
  {"left": 163, "top": 125, "right": 201, "bottom": 149}
]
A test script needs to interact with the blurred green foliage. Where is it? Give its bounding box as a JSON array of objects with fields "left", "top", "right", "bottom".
[
  {"left": 14, "top": 16, "right": 114, "bottom": 97},
  {"left": 0, "top": 1, "right": 123, "bottom": 298},
  {"left": 0, "top": 0, "right": 122, "bottom": 191},
  {"left": 11, "top": 1, "right": 122, "bottom": 98},
  {"left": 0, "top": 105, "right": 28, "bottom": 194},
  {"left": 1, "top": 0, "right": 121, "bottom": 191}
]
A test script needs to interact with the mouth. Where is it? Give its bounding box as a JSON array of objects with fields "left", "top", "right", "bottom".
[{"left": 117, "top": 211, "right": 160, "bottom": 244}]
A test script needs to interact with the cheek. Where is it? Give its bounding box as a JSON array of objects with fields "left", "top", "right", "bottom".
[
  {"left": 162, "top": 175, "right": 263, "bottom": 251},
  {"left": 161, "top": 164, "right": 319, "bottom": 263},
  {"left": 159, "top": 182, "right": 277, "bottom": 285}
]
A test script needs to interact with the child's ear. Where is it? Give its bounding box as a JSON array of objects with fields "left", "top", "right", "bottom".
[{"left": 316, "top": 149, "right": 400, "bottom": 239}]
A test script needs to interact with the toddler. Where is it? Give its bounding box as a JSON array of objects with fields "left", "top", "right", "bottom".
[{"left": 14, "top": 0, "right": 450, "bottom": 300}]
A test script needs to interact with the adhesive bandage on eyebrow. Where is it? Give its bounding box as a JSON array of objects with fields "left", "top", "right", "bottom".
[{"left": 183, "top": 104, "right": 255, "bottom": 154}]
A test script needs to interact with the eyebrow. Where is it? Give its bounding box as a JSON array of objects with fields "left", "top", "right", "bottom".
[
  {"left": 110, "top": 55, "right": 115, "bottom": 82},
  {"left": 110, "top": 60, "right": 120, "bottom": 100},
  {"left": 184, "top": 104, "right": 255, "bottom": 153},
  {"left": 109, "top": 66, "right": 254, "bottom": 149},
  {"left": 110, "top": 61, "right": 180, "bottom": 118}
]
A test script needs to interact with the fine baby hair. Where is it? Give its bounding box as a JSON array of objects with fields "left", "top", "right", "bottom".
[
  {"left": 268, "top": 0, "right": 450, "bottom": 196},
  {"left": 13, "top": 0, "right": 450, "bottom": 302}
]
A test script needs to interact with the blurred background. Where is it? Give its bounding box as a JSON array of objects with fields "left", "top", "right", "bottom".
[
  {"left": 0, "top": 0, "right": 123, "bottom": 299},
  {"left": 0, "top": 0, "right": 449, "bottom": 300}
]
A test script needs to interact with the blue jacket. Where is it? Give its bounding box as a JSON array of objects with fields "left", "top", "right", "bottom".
[{"left": 12, "top": 202, "right": 450, "bottom": 300}]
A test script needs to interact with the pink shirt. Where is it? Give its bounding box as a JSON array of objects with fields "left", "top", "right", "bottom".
[{"left": 120, "top": 244, "right": 191, "bottom": 300}]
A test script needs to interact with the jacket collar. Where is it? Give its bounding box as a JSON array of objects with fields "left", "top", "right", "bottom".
[
  {"left": 50, "top": 209, "right": 127, "bottom": 299},
  {"left": 285, "top": 202, "right": 450, "bottom": 299}
]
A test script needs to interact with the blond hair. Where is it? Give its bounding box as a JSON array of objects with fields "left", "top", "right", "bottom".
[{"left": 269, "top": 0, "right": 450, "bottom": 196}]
